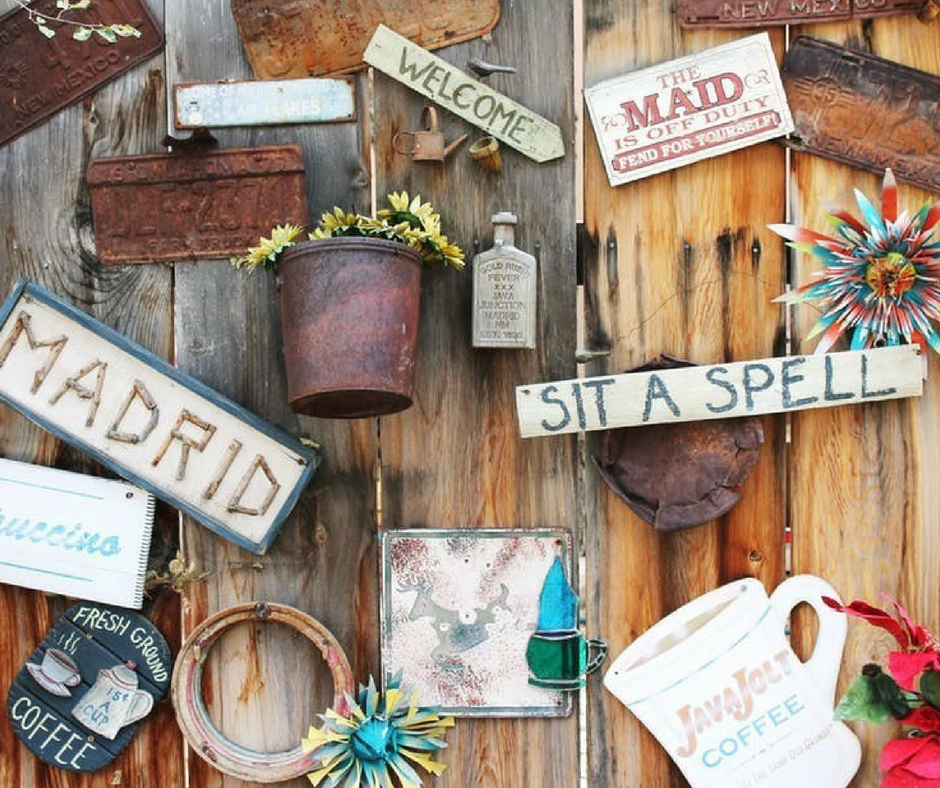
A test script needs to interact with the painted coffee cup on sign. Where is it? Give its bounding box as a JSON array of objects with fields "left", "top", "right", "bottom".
[{"left": 603, "top": 575, "right": 861, "bottom": 788}]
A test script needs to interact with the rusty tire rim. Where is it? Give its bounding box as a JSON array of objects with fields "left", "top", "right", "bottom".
[{"left": 171, "top": 602, "right": 353, "bottom": 783}]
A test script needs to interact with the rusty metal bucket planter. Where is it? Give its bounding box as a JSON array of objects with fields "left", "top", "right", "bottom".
[{"left": 276, "top": 237, "right": 422, "bottom": 418}]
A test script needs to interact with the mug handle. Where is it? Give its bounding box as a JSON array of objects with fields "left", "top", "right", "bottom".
[
  {"left": 125, "top": 690, "right": 154, "bottom": 726},
  {"left": 585, "top": 638, "right": 609, "bottom": 676},
  {"left": 768, "top": 574, "right": 847, "bottom": 704},
  {"left": 392, "top": 131, "right": 415, "bottom": 155}
]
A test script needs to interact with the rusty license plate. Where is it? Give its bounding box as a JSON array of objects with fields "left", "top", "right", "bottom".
[
  {"left": 87, "top": 144, "right": 308, "bottom": 264},
  {"left": 0, "top": 0, "right": 163, "bottom": 148},
  {"left": 782, "top": 36, "right": 940, "bottom": 194},
  {"left": 230, "top": 0, "right": 500, "bottom": 79},
  {"left": 678, "top": 0, "right": 920, "bottom": 26}
]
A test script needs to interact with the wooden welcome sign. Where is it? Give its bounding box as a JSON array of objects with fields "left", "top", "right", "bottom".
[
  {"left": 363, "top": 25, "right": 565, "bottom": 163},
  {"left": 515, "top": 346, "right": 923, "bottom": 438},
  {"left": 0, "top": 281, "right": 319, "bottom": 554},
  {"left": 7, "top": 603, "right": 170, "bottom": 772}
]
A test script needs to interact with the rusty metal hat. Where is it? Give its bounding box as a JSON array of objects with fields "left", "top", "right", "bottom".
[{"left": 592, "top": 356, "right": 763, "bottom": 532}]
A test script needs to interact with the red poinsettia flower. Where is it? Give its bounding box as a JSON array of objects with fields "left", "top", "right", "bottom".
[
  {"left": 880, "top": 736, "right": 940, "bottom": 787},
  {"left": 903, "top": 707, "right": 940, "bottom": 735}
]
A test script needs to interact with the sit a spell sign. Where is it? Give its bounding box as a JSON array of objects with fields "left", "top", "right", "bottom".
[{"left": 515, "top": 346, "right": 923, "bottom": 438}]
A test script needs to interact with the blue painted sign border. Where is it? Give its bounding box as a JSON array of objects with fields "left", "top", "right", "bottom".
[{"left": 0, "top": 280, "right": 320, "bottom": 554}]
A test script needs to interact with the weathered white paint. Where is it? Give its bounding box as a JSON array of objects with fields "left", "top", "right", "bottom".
[
  {"left": 0, "top": 458, "right": 153, "bottom": 608},
  {"left": 516, "top": 346, "right": 923, "bottom": 437},
  {"left": 0, "top": 292, "right": 312, "bottom": 551},
  {"left": 174, "top": 77, "right": 356, "bottom": 129},
  {"left": 363, "top": 24, "right": 565, "bottom": 162},
  {"left": 584, "top": 33, "right": 793, "bottom": 186}
]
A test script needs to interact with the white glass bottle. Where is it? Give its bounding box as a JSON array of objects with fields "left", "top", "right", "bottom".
[{"left": 472, "top": 212, "right": 537, "bottom": 349}]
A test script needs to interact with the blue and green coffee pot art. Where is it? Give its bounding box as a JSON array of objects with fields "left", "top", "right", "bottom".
[{"left": 525, "top": 557, "right": 608, "bottom": 690}]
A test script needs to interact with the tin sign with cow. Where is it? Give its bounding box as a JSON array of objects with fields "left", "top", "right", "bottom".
[{"left": 381, "top": 529, "right": 573, "bottom": 717}]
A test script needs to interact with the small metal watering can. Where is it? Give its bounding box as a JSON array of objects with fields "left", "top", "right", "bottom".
[{"left": 393, "top": 106, "right": 467, "bottom": 162}]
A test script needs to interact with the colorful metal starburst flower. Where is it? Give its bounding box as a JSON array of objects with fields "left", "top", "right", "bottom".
[
  {"left": 770, "top": 168, "right": 940, "bottom": 354},
  {"left": 301, "top": 675, "right": 454, "bottom": 788}
]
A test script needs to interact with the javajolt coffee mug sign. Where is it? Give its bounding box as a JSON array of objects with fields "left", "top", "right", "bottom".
[{"left": 604, "top": 575, "right": 861, "bottom": 788}]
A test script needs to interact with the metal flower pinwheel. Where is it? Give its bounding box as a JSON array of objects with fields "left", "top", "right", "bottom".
[
  {"left": 301, "top": 675, "right": 454, "bottom": 788},
  {"left": 770, "top": 168, "right": 940, "bottom": 354}
]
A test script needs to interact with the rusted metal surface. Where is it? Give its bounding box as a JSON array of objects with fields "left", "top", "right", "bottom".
[
  {"left": 678, "top": 0, "right": 920, "bottom": 27},
  {"left": 782, "top": 36, "right": 940, "bottom": 193},
  {"left": 87, "top": 143, "right": 307, "bottom": 264},
  {"left": 276, "top": 237, "right": 423, "bottom": 418},
  {"left": 173, "top": 76, "right": 356, "bottom": 128},
  {"left": 230, "top": 0, "right": 500, "bottom": 79},
  {"left": 592, "top": 357, "right": 764, "bottom": 532},
  {"left": 0, "top": 0, "right": 164, "bottom": 148}
]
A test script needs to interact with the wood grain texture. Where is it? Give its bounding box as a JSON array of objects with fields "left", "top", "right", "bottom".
[
  {"left": 0, "top": 0, "right": 181, "bottom": 784},
  {"left": 163, "top": 2, "right": 377, "bottom": 787},
  {"left": 371, "top": 1, "right": 579, "bottom": 785},
  {"left": 583, "top": 3, "right": 787, "bottom": 786},
  {"left": 787, "top": 18, "right": 940, "bottom": 788}
]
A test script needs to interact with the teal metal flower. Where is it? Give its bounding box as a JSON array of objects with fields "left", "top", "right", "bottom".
[
  {"left": 301, "top": 675, "right": 453, "bottom": 788},
  {"left": 770, "top": 168, "right": 940, "bottom": 354}
]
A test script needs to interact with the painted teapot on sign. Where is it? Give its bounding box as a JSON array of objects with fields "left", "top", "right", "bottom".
[
  {"left": 72, "top": 661, "right": 153, "bottom": 740},
  {"left": 604, "top": 575, "right": 861, "bottom": 788}
]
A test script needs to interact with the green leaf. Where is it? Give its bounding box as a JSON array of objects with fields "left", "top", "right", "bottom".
[
  {"left": 72, "top": 26, "right": 93, "bottom": 41},
  {"left": 95, "top": 26, "right": 117, "bottom": 43},
  {"left": 834, "top": 675, "right": 893, "bottom": 724},
  {"left": 36, "top": 23, "right": 56, "bottom": 38},
  {"left": 111, "top": 24, "right": 141, "bottom": 37},
  {"left": 871, "top": 669, "right": 910, "bottom": 719},
  {"left": 921, "top": 670, "right": 940, "bottom": 708},
  {"left": 70, "top": 0, "right": 91, "bottom": 8}
]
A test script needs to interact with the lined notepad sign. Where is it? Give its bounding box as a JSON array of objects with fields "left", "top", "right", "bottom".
[{"left": 0, "top": 458, "right": 154, "bottom": 608}]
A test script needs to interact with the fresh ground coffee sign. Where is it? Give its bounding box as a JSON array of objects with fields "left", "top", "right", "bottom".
[
  {"left": 515, "top": 346, "right": 923, "bottom": 437},
  {"left": 0, "top": 281, "right": 319, "bottom": 553},
  {"left": 7, "top": 603, "right": 170, "bottom": 772},
  {"left": 585, "top": 33, "right": 793, "bottom": 185}
]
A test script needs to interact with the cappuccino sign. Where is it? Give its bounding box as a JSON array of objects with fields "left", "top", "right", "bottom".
[
  {"left": 0, "top": 281, "right": 319, "bottom": 554},
  {"left": 585, "top": 33, "right": 793, "bottom": 185}
]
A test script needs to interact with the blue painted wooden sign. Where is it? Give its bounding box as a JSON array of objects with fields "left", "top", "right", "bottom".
[
  {"left": 0, "top": 281, "right": 320, "bottom": 554},
  {"left": 7, "top": 602, "right": 170, "bottom": 772}
]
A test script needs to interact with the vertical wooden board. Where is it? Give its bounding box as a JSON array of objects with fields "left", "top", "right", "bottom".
[
  {"left": 162, "top": 2, "right": 377, "bottom": 788},
  {"left": 787, "top": 19, "right": 940, "bottom": 788},
  {"left": 0, "top": 0, "right": 181, "bottom": 784},
  {"left": 371, "top": 2, "right": 579, "bottom": 786},
  {"left": 583, "top": 4, "right": 787, "bottom": 786}
]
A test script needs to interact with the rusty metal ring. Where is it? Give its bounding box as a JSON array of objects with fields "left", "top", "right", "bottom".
[{"left": 171, "top": 602, "right": 353, "bottom": 783}]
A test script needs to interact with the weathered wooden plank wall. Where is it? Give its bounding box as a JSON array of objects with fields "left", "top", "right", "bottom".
[
  {"left": 0, "top": 0, "right": 185, "bottom": 785},
  {"left": 162, "top": 2, "right": 377, "bottom": 788},
  {"left": 582, "top": 4, "right": 787, "bottom": 786},
  {"left": 2, "top": 1, "right": 940, "bottom": 788},
  {"left": 788, "top": 17, "right": 940, "bottom": 788},
  {"left": 371, "top": 1, "right": 579, "bottom": 785}
]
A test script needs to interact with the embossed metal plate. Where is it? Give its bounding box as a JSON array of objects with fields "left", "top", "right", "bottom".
[
  {"left": 230, "top": 0, "right": 500, "bottom": 79},
  {"left": 782, "top": 36, "right": 940, "bottom": 193},
  {"left": 0, "top": 0, "right": 164, "bottom": 148},
  {"left": 678, "top": 0, "right": 919, "bottom": 27},
  {"left": 87, "top": 143, "right": 307, "bottom": 264},
  {"left": 174, "top": 77, "right": 356, "bottom": 128}
]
